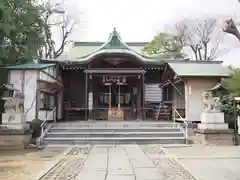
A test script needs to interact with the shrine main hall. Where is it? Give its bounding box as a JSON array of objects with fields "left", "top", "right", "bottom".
[{"left": 6, "top": 28, "right": 229, "bottom": 123}]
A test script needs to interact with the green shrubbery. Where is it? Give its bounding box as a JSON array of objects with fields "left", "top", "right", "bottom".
[
  {"left": 28, "top": 119, "right": 43, "bottom": 139},
  {"left": 221, "top": 95, "right": 240, "bottom": 129}
]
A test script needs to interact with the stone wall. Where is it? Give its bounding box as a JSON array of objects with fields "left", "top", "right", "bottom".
[
  {"left": 0, "top": 132, "right": 32, "bottom": 150},
  {"left": 193, "top": 129, "right": 234, "bottom": 146}
]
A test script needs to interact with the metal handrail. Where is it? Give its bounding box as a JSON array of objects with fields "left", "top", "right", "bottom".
[
  {"left": 40, "top": 107, "right": 56, "bottom": 143},
  {"left": 173, "top": 108, "right": 188, "bottom": 144}
]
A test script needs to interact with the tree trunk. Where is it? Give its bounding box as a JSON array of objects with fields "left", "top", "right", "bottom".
[
  {"left": 197, "top": 47, "right": 202, "bottom": 61},
  {"left": 190, "top": 45, "right": 198, "bottom": 60},
  {"left": 203, "top": 43, "right": 207, "bottom": 60}
]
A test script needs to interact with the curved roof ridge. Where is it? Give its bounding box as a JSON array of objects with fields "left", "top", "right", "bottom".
[{"left": 76, "top": 27, "right": 152, "bottom": 61}]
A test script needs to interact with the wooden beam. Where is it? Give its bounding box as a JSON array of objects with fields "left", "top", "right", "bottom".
[{"left": 84, "top": 68, "right": 145, "bottom": 74}]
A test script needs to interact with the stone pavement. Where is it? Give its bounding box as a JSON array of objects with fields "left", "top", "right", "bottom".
[
  {"left": 35, "top": 144, "right": 240, "bottom": 180},
  {"left": 36, "top": 144, "right": 195, "bottom": 180},
  {"left": 163, "top": 145, "right": 240, "bottom": 180}
]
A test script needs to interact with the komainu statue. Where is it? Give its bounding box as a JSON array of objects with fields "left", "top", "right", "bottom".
[
  {"left": 4, "top": 91, "right": 24, "bottom": 113},
  {"left": 202, "top": 91, "right": 221, "bottom": 113}
]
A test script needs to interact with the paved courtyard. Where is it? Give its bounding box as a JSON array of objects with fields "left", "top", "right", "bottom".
[
  {"left": 163, "top": 145, "right": 240, "bottom": 180},
  {"left": 36, "top": 144, "right": 195, "bottom": 180},
  {"left": 2, "top": 144, "right": 240, "bottom": 180}
]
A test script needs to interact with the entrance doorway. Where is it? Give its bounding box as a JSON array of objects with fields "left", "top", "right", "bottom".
[
  {"left": 83, "top": 68, "right": 145, "bottom": 121},
  {"left": 98, "top": 75, "right": 137, "bottom": 120}
]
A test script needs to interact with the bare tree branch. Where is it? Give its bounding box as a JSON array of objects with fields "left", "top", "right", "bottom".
[
  {"left": 173, "top": 18, "right": 228, "bottom": 61},
  {"left": 223, "top": 18, "right": 240, "bottom": 41},
  {"left": 38, "top": 0, "right": 77, "bottom": 59}
]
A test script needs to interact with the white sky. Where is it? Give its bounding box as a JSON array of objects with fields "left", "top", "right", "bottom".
[{"left": 61, "top": 0, "right": 240, "bottom": 66}]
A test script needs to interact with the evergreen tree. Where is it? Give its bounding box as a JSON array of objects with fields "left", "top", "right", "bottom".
[{"left": 0, "top": 0, "right": 46, "bottom": 65}]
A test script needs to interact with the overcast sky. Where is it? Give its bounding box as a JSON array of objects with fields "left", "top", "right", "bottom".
[{"left": 61, "top": 0, "right": 240, "bottom": 66}]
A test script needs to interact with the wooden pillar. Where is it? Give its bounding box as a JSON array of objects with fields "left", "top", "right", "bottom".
[
  {"left": 85, "top": 72, "right": 88, "bottom": 121},
  {"left": 137, "top": 75, "right": 141, "bottom": 120},
  {"left": 54, "top": 92, "right": 58, "bottom": 123},
  {"left": 142, "top": 73, "right": 145, "bottom": 120},
  {"left": 54, "top": 63, "right": 60, "bottom": 122},
  {"left": 88, "top": 74, "right": 93, "bottom": 120},
  {"left": 139, "top": 75, "right": 142, "bottom": 120},
  {"left": 35, "top": 71, "right": 40, "bottom": 120}
]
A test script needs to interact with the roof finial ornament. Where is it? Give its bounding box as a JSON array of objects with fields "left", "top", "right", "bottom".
[{"left": 113, "top": 27, "right": 117, "bottom": 36}]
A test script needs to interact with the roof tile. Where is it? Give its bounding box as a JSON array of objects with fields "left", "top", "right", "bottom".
[
  {"left": 168, "top": 61, "right": 230, "bottom": 77},
  {"left": 5, "top": 63, "right": 55, "bottom": 70}
]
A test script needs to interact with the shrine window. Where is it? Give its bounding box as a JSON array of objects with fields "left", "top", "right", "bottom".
[
  {"left": 40, "top": 93, "right": 55, "bottom": 110},
  {"left": 99, "top": 93, "right": 110, "bottom": 104}
]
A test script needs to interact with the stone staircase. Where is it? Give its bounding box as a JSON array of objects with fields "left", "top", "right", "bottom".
[{"left": 42, "top": 121, "right": 187, "bottom": 145}]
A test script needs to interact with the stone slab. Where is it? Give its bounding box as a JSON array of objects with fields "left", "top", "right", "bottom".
[
  {"left": 2, "top": 112, "right": 26, "bottom": 124},
  {"left": 195, "top": 129, "right": 234, "bottom": 134},
  {"left": 200, "top": 112, "right": 225, "bottom": 124},
  {"left": 178, "top": 158, "right": 240, "bottom": 180},
  {"left": 135, "top": 167, "right": 163, "bottom": 180},
  {"left": 76, "top": 170, "right": 106, "bottom": 180},
  {"left": 106, "top": 175, "right": 134, "bottom": 180},
  {"left": 198, "top": 123, "right": 228, "bottom": 130}
]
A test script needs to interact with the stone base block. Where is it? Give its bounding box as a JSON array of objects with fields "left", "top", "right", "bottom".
[
  {"left": 1, "top": 124, "right": 29, "bottom": 131},
  {"left": 0, "top": 131, "right": 32, "bottom": 150},
  {"left": 201, "top": 112, "right": 225, "bottom": 124},
  {"left": 2, "top": 112, "right": 26, "bottom": 124},
  {"left": 198, "top": 123, "right": 228, "bottom": 130},
  {"left": 194, "top": 129, "right": 234, "bottom": 146}
]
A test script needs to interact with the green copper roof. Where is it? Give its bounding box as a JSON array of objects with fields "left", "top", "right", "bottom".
[
  {"left": 76, "top": 27, "right": 149, "bottom": 60},
  {"left": 168, "top": 61, "right": 230, "bottom": 77},
  {"left": 56, "top": 28, "right": 185, "bottom": 64},
  {"left": 5, "top": 63, "right": 56, "bottom": 70},
  {"left": 74, "top": 41, "right": 148, "bottom": 47}
]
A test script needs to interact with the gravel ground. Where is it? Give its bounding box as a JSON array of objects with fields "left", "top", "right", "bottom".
[{"left": 0, "top": 147, "right": 67, "bottom": 180}]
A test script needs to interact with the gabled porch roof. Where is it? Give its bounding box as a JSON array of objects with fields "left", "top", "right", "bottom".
[
  {"left": 69, "top": 27, "right": 162, "bottom": 63},
  {"left": 39, "top": 28, "right": 185, "bottom": 65}
]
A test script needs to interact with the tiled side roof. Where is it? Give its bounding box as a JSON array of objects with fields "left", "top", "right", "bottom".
[
  {"left": 168, "top": 61, "right": 230, "bottom": 77},
  {"left": 5, "top": 63, "right": 56, "bottom": 70}
]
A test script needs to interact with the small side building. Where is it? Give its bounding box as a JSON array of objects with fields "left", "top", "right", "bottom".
[
  {"left": 161, "top": 60, "right": 229, "bottom": 123},
  {"left": 5, "top": 63, "right": 63, "bottom": 122}
]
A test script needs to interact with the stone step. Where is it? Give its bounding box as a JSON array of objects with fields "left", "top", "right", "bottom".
[
  {"left": 49, "top": 127, "right": 180, "bottom": 133},
  {"left": 43, "top": 136, "right": 186, "bottom": 145},
  {"left": 45, "top": 131, "right": 184, "bottom": 138},
  {"left": 43, "top": 122, "right": 186, "bottom": 145},
  {"left": 54, "top": 122, "right": 177, "bottom": 128}
]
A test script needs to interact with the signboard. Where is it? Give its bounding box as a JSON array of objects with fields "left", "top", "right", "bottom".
[{"left": 88, "top": 92, "right": 93, "bottom": 110}]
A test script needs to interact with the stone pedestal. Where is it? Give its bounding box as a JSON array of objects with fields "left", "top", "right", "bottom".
[
  {"left": 194, "top": 129, "right": 234, "bottom": 145},
  {"left": 2, "top": 112, "right": 29, "bottom": 130},
  {"left": 194, "top": 112, "right": 234, "bottom": 145},
  {"left": 198, "top": 112, "right": 228, "bottom": 130},
  {"left": 0, "top": 128, "right": 32, "bottom": 150}
]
